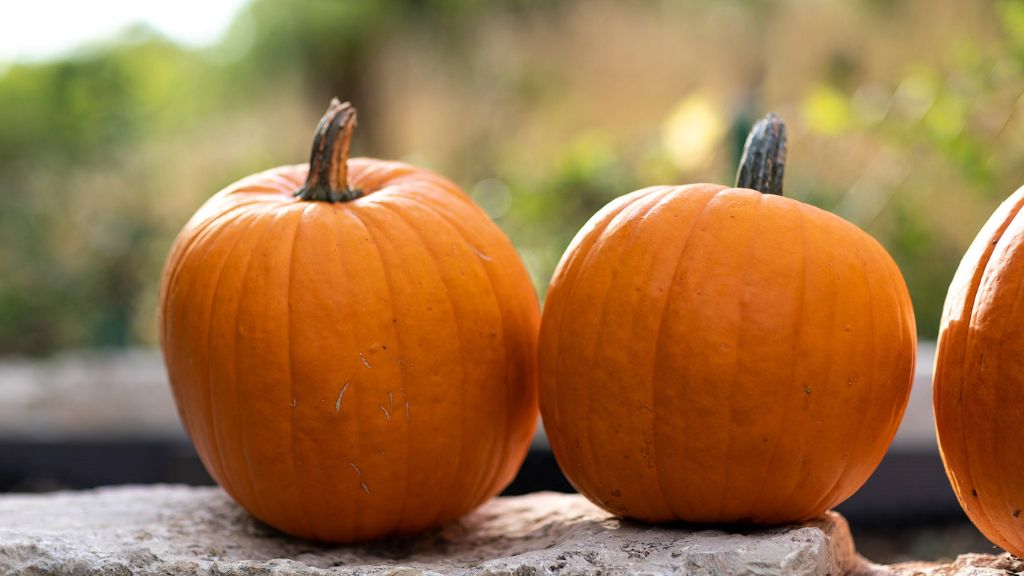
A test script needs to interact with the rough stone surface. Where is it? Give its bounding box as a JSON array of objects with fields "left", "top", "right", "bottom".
[
  {"left": 879, "top": 553, "right": 1024, "bottom": 576},
  {"left": 0, "top": 485, "right": 863, "bottom": 575}
]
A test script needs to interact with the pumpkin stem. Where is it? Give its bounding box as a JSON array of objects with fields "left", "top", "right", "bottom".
[
  {"left": 735, "top": 112, "right": 786, "bottom": 196},
  {"left": 296, "top": 98, "right": 362, "bottom": 203}
]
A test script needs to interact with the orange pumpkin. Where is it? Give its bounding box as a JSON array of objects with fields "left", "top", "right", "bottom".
[
  {"left": 159, "top": 100, "right": 539, "bottom": 542},
  {"left": 934, "top": 185, "right": 1024, "bottom": 556},
  {"left": 538, "top": 114, "right": 916, "bottom": 524}
]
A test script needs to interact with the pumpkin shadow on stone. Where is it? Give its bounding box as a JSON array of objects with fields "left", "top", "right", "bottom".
[
  {"left": 239, "top": 515, "right": 340, "bottom": 556},
  {"left": 240, "top": 513, "right": 450, "bottom": 559},
  {"left": 614, "top": 515, "right": 828, "bottom": 538}
]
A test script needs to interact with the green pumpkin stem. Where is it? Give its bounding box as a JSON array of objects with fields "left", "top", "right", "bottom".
[
  {"left": 735, "top": 113, "right": 787, "bottom": 196},
  {"left": 296, "top": 98, "right": 362, "bottom": 203}
]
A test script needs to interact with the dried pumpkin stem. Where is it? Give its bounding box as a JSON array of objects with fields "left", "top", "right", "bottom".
[
  {"left": 296, "top": 98, "right": 362, "bottom": 203},
  {"left": 735, "top": 112, "right": 787, "bottom": 196}
]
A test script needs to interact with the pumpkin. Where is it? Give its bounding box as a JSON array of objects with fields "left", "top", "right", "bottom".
[
  {"left": 538, "top": 114, "right": 916, "bottom": 524},
  {"left": 934, "top": 185, "right": 1024, "bottom": 556},
  {"left": 158, "top": 100, "right": 540, "bottom": 542}
]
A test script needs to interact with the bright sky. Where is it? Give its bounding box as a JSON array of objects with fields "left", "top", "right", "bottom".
[{"left": 0, "top": 0, "right": 250, "bottom": 62}]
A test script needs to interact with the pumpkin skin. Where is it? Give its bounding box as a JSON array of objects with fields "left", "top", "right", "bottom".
[
  {"left": 159, "top": 102, "right": 539, "bottom": 543},
  {"left": 538, "top": 121, "right": 916, "bottom": 524},
  {"left": 934, "top": 185, "right": 1024, "bottom": 557}
]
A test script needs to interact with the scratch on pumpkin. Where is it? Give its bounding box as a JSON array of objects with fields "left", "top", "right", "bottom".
[
  {"left": 472, "top": 245, "right": 493, "bottom": 261},
  {"left": 350, "top": 462, "right": 370, "bottom": 494},
  {"left": 359, "top": 352, "right": 372, "bottom": 368},
  {"left": 379, "top": 404, "right": 391, "bottom": 422},
  {"left": 405, "top": 401, "right": 410, "bottom": 421},
  {"left": 335, "top": 382, "right": 351, "bottom": 413}
]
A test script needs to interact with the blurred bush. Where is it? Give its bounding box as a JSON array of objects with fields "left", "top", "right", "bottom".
[{"left": 1, "top": 0, "right": 1023, "bottom": 355}]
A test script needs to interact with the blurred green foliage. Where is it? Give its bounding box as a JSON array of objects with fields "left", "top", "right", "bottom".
[{"left": 1, "top": 0, "right": 1023, "bottom": 355}]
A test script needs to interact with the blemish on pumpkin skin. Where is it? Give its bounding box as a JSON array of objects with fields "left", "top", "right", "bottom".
[
  {"left": 803, "top": 386, "right": 811, "bottom": 396},
  {"left": 359, "top": 352, "right": 372, "bottom": 368},
  {"left": 350, "top": 463, "right": 370, "bottom": 494},
  {"left": 291, "top": 397, "right": 297, "bottom": 409},
  {"left": 972, "top": 489, "right": 978, "bottom": 497},
  {"left": 335, "top": 382, "right": 351, "bottom": 413},
  {"left": 1015, "top": 510, "right": 1021, "bottom": 518},
  {"left": 380, "top": 404, "right": 392, "bottom": 422},
  {"left": 471, "top": 246, "right": 493, "bottom": 261},
  {"left": 405, "top": 401, "right": 411, "bottom": 421}
]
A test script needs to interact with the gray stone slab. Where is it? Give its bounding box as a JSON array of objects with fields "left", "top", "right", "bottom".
[{"left": 0, "top": 485, "right": 863, "bottom": 575}]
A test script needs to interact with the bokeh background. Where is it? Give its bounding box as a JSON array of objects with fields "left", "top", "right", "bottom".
[{"left": 2, "top": 0, "right": 1023, "bottom": 564}]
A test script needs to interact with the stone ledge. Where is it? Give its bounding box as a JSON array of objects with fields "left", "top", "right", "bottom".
[
  {"left": 0, "top": 485, "right": 863, "bottom": 575},
  {"left": 0, "top": 345, "right": 938, "bottom": 449}
]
